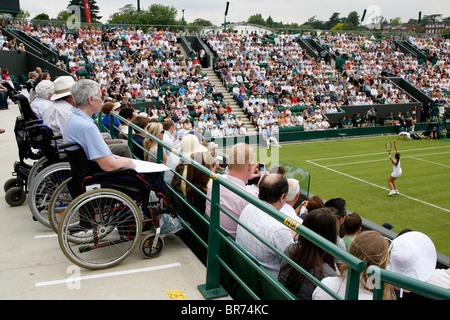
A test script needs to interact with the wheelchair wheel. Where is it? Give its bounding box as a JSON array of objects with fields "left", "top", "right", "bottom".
[
  {"left": 58, "top": 188, "right": 143, "bottom": 270},
  {"left": 4, "top": 178, "right": 18, "bottom": 192},
  {"left": 139, "top": 232, "right": 164, "bottom": 259},
  {"left": 28, "top": 162, "right": 71, "bottom": 228},
  {"left": 5, "top": 187, "right": 26, "bottom": 206},
  {"left": 27, "top": 157, "right": 50, "bottom": 187},
  {"left": 48, "top": 178, "right": 72, "bottom": 233}
]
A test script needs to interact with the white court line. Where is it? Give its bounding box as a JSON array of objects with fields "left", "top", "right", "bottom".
[
  {"left": 327, "top": 159, "right": 387, "bottom": 167},
  {"left": 35, "top": 234, "right": 57, "bottom": 239},
  {"left": 306, "top": 160, "right": 450, "bottom": 213},
  {"left": 35, "top": 263, "right": 181, "bottom": 287},
  {"left": 409, "top": 157, "right": 450, "bottom": 169},
  {"left": 308, "top": 145, "right": 450, "bottom": 161},
  {"left": 326, "top": 151, "right": 450, "bottom": 168}
]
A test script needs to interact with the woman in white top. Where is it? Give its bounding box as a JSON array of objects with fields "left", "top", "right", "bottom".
[
  {"left": 388, "top": 139, "right": 402, "bottom": 196},
  {"left": 312, "top": 231, "right": 395, "bottom": 300}
]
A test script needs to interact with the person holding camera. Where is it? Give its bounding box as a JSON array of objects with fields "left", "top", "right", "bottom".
[{"left": 205, "top": 143, "right": 262, "bottom": 239}]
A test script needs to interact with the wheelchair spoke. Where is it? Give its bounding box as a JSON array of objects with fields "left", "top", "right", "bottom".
[
  {"left": 58, "top": 189, "right": 142, "bottom": 270},
  {"left": 28, "top": 162, "right": 71, "bottom": 229}
]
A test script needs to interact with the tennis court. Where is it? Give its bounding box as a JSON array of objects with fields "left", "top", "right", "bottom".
[{"left": 261, "top": 135, "right": 450, "bottom": 256}]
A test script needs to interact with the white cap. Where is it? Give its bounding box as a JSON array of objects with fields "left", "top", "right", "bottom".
[{"left": 35, "top": 80, "right": 54, "bottom": 99}]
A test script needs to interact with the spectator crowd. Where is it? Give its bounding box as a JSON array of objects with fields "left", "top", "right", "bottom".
[
  {"left": 1, "top": 19, "right": 449, "bottom": 300},
  {"left": 2, "top": 19, "right": 449, "bottom": 136}
]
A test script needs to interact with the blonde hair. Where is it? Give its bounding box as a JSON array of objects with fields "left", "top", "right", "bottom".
[
  {"left": 227, "top": 143, "right": 254, "bottom": 172},
  {"left": 344, "top": 231, "right": 395, "bottom": 300},
  {"left": 143, "top": 122, "right": 163, "bottom": 161}
]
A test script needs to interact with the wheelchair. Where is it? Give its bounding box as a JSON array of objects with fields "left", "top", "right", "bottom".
[
  {"left": 4, "top": 94, "right": 71, "bottom": 229},
  {"left": 57, "top": 143, "right": 178, "bottom": 270},
  {"left": 4, "top": 94, "right": 42, "bottom": 206},
  {"left": 24, "top": 116, "right": 71, "bottom": 229}
]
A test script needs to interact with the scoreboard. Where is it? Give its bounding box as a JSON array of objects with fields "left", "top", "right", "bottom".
[{"left": 0, "top": 0, "right": 20, "bottom": 14}]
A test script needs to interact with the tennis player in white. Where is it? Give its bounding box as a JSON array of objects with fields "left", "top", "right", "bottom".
[{"left": 388, "top": 139, "right": 402, "bottom": 196}]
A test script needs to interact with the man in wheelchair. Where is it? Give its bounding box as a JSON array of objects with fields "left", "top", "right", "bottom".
[{"left": 63, "top": 79, "right": 181, "bottom": 236}]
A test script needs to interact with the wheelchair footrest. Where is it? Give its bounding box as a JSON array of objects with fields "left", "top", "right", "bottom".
[{"left": 155, "top": 205, "right": 177, "bottom": 218}]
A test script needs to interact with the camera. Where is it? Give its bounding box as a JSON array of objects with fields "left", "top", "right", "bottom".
[{"left": 258, "top": 163, "right": 266, "bottom": 172}]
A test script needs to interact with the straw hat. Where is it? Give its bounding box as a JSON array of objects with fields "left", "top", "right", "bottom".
[
  {"left": 51, "top": 76, "right": 75, "bottom": 101},
  {"left": 179, "top": 134, "right": 207, "bottom": 157},
  {"left": 388, "top": 231, "right": 437, "bottom": 282}
]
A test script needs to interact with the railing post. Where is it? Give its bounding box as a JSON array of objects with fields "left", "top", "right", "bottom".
[
  {"left": 368, "top": 266, "right": 385, "bottom": 300},
  {"left": 345, "top": 267, "right": 361, "bottom": 300},
  {"left": 198, "top": 178, "right": 228, "bottom": 299},
  {"left": 96, "top": 112, "right": 103, "bottom": 130},
  {"left": 109, "top": 114, "right": 114, "bottom": 138},
  {"left": 127, "top": 125, "right": 134, "bottom": 154},
  {"left": 156, "top": 143, "right": 164, "bottom": 163}
]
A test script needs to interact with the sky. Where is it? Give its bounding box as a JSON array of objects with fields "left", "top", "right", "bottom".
[{"left": 16, "top": 0, "right": 450, "bottom": 26}]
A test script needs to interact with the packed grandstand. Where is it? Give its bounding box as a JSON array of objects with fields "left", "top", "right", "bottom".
[{"left": 2, "top": 19, "right": 449, "bottom": 137}]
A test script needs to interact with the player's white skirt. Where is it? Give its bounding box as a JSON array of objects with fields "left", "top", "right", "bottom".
[{"left": 391, "top": 168, "right": 402, "bottom": 178}]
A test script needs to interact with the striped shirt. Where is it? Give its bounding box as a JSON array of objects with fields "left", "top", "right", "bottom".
[{"left": 236, "top": 202, "right": 294, "bottom": 278}]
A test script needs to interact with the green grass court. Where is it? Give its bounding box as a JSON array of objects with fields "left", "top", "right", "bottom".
[{"left": 257, "top": 135, "right": 450, "bottom": 257}]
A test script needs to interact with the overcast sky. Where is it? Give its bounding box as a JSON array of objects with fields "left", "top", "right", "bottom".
[{"left": 18, "top": 0, "right": 450, "bottom": 26}]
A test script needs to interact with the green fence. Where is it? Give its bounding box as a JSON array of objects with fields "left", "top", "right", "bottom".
[{"left": 97, "top": 111, "right": 450, "bottom": 300}]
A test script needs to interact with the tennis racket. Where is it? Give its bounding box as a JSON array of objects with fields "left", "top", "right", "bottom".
[{"left": 386, "top": 141, "right": 392, "bottom": 156}]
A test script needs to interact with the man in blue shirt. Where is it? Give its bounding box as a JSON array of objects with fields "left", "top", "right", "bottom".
[{"left": 63, "top": 79, "right": 167, "bottom": 193}]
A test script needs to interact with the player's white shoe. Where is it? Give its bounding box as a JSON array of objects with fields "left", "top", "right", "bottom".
[
  {"left": 388, "top": 190, "right": 395, "bottom": 196},
  {"left": 394, "top": 190, "right": 399, "bottom": 194}
]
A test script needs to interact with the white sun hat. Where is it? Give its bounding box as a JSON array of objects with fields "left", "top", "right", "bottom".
[{"left": 388, "top": 231, "right": 437, "bottom": 282}]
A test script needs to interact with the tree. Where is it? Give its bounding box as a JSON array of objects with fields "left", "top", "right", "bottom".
[
  {"left": 299, "top": 24, "right": 314, "bottom": 30},
  {"left": 18, "top": 10, "right": 30, "bottom": 20},
  {"left": 33, "top": 13, "right": 50, "bottom": 21},
  {"left": 391, "top": 17, "right": 401, "bottom": 25},
  {"left": 344, "top": 11, "right": 360, "bottom": 29},
  {"left": 326, "top": 12, "right": 341, "bottom": 29},
  {"left": 331, "top": 23, "right": 344, "bottom": 31},
  {"left": 305, "top": 16, "right": 325, "bottom": 29},
  {"left": 108, "top": 4, "right": 138, "bottom": 24},
  {"left": 67, "top": 0, "right": 102, "bottom": 22},
  {"left": 140, "top": 4, "right": 178, "bottom": 25},
  {"left": 189, "top": 18, "right": 213, "bottom": 27},
  {"left": 56, "top": 10, "right": 72, "bottom": 22},
  {"left": 287, "top": 22, "right": 301, "bottom": 30},
  {"left": 247, "top": 14, "right": 267, "bottom": 26},
  {"left": 420, "top": 14, "right": 443, "bottom": 25},
  {"left": 107, "top": 3, "right": 179, "bottom": 26}
]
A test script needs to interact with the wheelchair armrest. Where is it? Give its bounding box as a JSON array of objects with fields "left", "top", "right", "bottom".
[
  {"left": 59, "top": 142, "right": 80, "bottom": 150},
  {"left": 25, "top": 119, "right": 43, "bottom": 127},
  {"left": 24, "top": 124, "right": 43, "bottom": 131},
  {"left": 90, "top": 168, "right": 139, "bottom": 180}
]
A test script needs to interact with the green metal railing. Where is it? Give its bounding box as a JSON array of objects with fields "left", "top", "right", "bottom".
[
  {"left": 97, "top": 111, "right": 450, "bottom": 300},
  {"left": 369, "top": 266, "right": 450, "bottom": 300}
]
